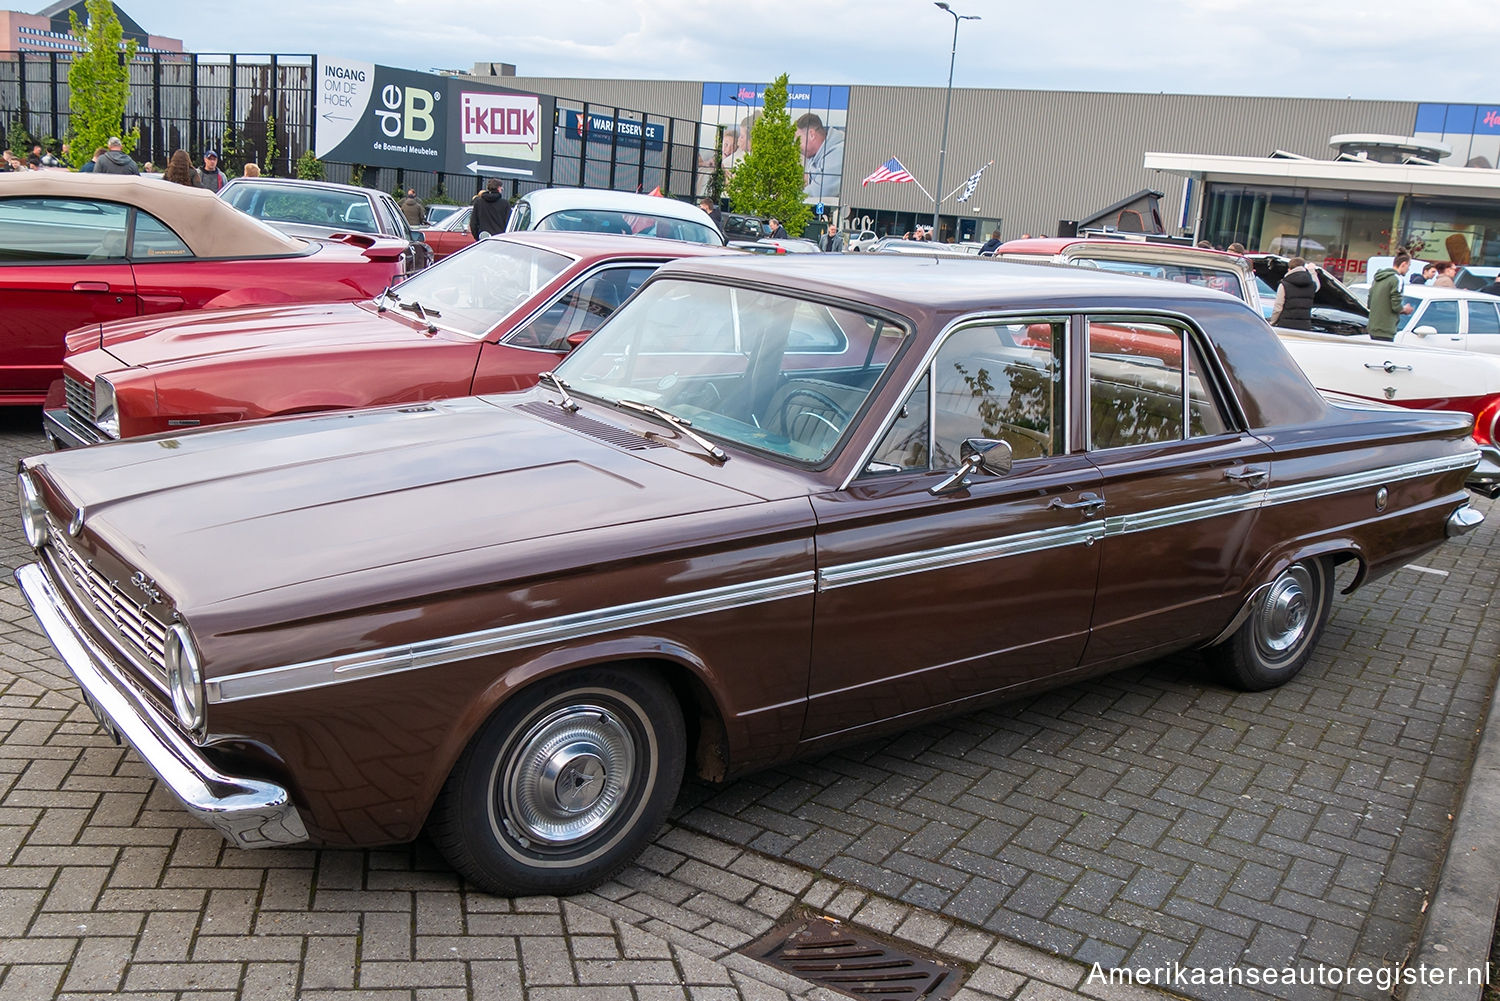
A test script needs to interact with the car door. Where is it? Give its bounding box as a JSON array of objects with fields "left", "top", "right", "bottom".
[
  {"left": 0, "top": 196, "right": 138, "bottom": 400},
  {"left": 1077, "top": 315, "right": 1273, "bottom": 670},
  {"left": 1402, "top": 296, "right": 1463, "bottom": 349},
  {"left": 1461, "top": 298, "right": 1500, "bottom": 355},
  {"left": 473, "top": 265, "right": 659, "bottom": 394},
  {"left": 803, "top": 317, "right": 1103, "bottom": 742}
]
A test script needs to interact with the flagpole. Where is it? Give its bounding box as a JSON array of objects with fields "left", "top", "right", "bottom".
[{"left": 910, "top": 177, "right": 935, "bottom": 203}]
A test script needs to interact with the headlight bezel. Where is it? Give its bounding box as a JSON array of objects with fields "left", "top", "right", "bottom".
[
  {"left": 92, "top": 375, "right": 120, "bottom": 439},
  {"left": 165, "top": 623, "right": 206, "bottom": 737},
  {"left": 17, "top": 470, "right": 49, "bottom": 549}
]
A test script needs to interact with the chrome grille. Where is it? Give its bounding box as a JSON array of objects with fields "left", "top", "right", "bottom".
[
  {"left": 47, "top": 520, "right": 168, "bottom": 688},
  {"left": 64, "top": 375, "right": 94, "bottom": 428}
]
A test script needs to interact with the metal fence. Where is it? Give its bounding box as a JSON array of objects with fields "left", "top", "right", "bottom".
[{"left": 0, "top": 51, "right": 716, "bottom": 207}]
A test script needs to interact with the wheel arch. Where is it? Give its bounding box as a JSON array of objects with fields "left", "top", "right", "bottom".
[{"left": 1206, "top": 541, "right": 1364, "bottom": 650}]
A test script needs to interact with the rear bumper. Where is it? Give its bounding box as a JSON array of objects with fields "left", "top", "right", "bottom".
[
  {"left": 1468, "top": 445, "right": 1500, "bottom": 498},
  {"left": 15, "top": 563, "right": 307, "bottom": 849}
]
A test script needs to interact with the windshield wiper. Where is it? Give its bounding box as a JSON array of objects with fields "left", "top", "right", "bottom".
[
  {"left": 375, "top": 285, "right": 400, "bottom": 312},
  {"left": 398, "top": 300, "right": 440, "bottom": 321},
  {"left": 540, "top": 371, "right": 579, "bottom": 412},
  {"left": 615, "top": 398, "right": 728, "bottom": 464}
]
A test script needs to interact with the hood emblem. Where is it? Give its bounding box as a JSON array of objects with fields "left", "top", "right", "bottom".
[{"left": 130, "top": 571, "right": 163, "bottom": 605}]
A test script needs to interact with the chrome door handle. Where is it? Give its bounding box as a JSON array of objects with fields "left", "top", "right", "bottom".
[
  {"left": 1225, "top": 467, "right": 1269, "bottom": 488},
  {"left": 1048, "top": 492, "right": 1105, "bottom": 517},
  {"left": 1364, "top": 361, "right": 1413, "bottom": 373}
]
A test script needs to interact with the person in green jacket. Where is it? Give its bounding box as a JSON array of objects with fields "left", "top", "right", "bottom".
[{"left": 1367, "top": 253, "right": 1414, "bottom": 340}]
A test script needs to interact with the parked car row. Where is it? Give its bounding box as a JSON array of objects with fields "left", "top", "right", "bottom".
[{"left": 16, "top": 252, "right": 1484, "bottom": 898}]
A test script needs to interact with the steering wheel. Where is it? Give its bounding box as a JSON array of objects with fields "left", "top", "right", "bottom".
[{"left": 777, "top": 387, "right": 851, "bottom": 436}]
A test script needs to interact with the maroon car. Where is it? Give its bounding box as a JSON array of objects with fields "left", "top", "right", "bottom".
[
  {"left": 16, "top": 255, "right": 1483, "bottom": 896},
  {"left": 46, "top": 232, "right": 732, "bottom": 447},
  {"left": 0, "top": 172, "right": 410, "bottom": 406}
]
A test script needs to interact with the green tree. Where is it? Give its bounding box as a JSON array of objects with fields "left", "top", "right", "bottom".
[
  {"left": 263, "top": 115, "right": 279, "bottom": 177},
  {"left": 294, "top": 150, "right": 324, "bottom": 180},
  {"left": 65, "top": 0, "right": 138, "bottom": 168},
  {"left": 725, "top": 74, "right": 808, "bottom": 234}
]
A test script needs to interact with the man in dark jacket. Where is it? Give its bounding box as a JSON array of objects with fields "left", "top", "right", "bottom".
[
  {"left": 400, "top": 189, "right": 425, "bottom": 227},
  {"left": 1269, "top": 257, "right": 1318, "bottom": 330},
  {"left": 979, "top": 229, "right": 1002, "bottom": 255},
  {"left": 1367, "top": 254, "right": 1413, "bottom": 340},
  {"left": 194, "top": 150, "right": 228, "bottom": 192},
  {"left": 469, "top": 178, "right": 510, "bottom": 238},
  {"left": 94, "top": 137, "right": 140, "bottom": 175}
]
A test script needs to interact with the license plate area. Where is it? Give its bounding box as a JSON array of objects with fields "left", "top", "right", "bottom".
[{"left": 81, "top": 690, "right": 123, "bottom": 746}]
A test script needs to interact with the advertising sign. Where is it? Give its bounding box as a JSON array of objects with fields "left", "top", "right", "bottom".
[
  {"left": 315, "top": 57, "right": 553, "bottom": 182},
  {"left": 701, "top": 82, "right": 849, "bottom": 206},
  {"left": 562, "top": 110, "right": 666, "bottom": 151}
]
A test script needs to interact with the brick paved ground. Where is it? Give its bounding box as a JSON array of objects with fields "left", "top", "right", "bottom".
[{"left": 0, "top": 408, "right": 1494, "bottom": 1001}]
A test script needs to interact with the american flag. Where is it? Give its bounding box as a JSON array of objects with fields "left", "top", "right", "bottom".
[
  {"left": 954, "top": 162, "right": 990, "bottom": 203},
  {"left": 862, "top": 157, "right": 915, "bottom": 186}
]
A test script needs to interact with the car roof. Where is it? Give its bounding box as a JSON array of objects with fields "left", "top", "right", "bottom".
[
  {"left": 1001, "top": 237, "right": 1246, "bottom": 261},
  {"left": 0, "top": 171, "right": 307, "bottom": 258},
  {"left": 519, "top": 187, "right": 723, "bottom": 234},
  {"left": 1402, "top": 284, "right": 1499, "bottom": 299},
  {"left": 492, "top": 230, "right": 737, "bottom": 262},
  {"left": 657, "top": 253, "right": 1242, "bottom": 315},
  {"left": 221, "top": 177, "right": 379, "bottom": 197}
]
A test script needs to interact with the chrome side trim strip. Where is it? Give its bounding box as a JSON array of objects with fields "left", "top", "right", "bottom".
[
  {"left": 207, "top": 450, "right": 1478, "bottom": 705},
  {"left": 208, "top": 571, "right": 816, "bottom": 704},
  {"left": 819, "top": 522, "right": 1105, "bottom": 591}
]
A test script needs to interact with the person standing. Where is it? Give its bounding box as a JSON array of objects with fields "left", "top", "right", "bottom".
[
  {"left": 820, "top": 224, "right": 844, "bottom": 253},
  {"left": 1433, "top": 262, "right": 1458, "bottom": 288},
  {"left": 469, "top": 177, "right": 511, "bottom": 238},
  {"left": 400, "top": 188, "right": 425, "bottom": 227},
  {"left": 1367, "top": 254, "right": 1414, "bottom": 340},
  {"left": 698, "top": 196, "right": 723, "bottom": 232},
  {"left": 1409, "top": 263, "right": 1437, "bottom": 286},
  {"left": 194, "top": 150, "right": 228, "bottom": 192},
  {"left": 979, "top": 229, "right": 1002, "bottom": 255},
  {"left": 767, "top": 217, "right": 789, "bottom": 239},
  {"left": 242, "top": 162, "right": 260, "bottom": 178},
  {"left": 163, "top": 149, "right": 199, "bottom": 187},
  {"left": 1268, "top": 257, "right": 1317, "bottom": 330},
  {"left": 93, "top": 137, "right": 140, "bottom": 175}
]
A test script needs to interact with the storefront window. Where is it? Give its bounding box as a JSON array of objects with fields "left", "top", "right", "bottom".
[
  {"left": 1403, "top": 198, "right": 1500, "bottom": 267},
  {"left": 1200, "top": 185, "right": 1305, "bottom": 255}
]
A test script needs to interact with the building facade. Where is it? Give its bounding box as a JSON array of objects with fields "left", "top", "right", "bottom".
[{"left": 0, "top": 2, "right": 181, "bottom": 54}]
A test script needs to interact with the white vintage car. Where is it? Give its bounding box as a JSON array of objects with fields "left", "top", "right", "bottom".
[{"left": 993, "top": 238, "right": 1500, "bottom": 495}]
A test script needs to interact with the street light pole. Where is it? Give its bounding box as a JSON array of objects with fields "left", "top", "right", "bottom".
[{"left": 931, "top": 2, "right": 979, "bottom": 241}]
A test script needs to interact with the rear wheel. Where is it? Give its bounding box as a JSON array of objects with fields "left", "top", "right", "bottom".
[
  {"left": 1207, "top": 557, "right": 1333, "bottom": 691},
  {"left": 429, "top": 667, "right": 685, "bottom": 896}
]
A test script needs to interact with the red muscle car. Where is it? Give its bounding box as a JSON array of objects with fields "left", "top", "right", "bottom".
[
  {"left": 45, "top": 232, "right": 732, "bottom": 447},
  {"left": 0, "top": 172, "right": 409, "bottom": 406},
  {"left": 17, "top": 256, "right": 1483, "bottom": 897}
]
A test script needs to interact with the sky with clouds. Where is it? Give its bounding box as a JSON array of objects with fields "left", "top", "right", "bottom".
[{"left": 130, "top": 0, "right": 1496, "bottom": 103}]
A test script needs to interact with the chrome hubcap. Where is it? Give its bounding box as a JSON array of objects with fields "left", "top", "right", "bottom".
[
  {"left": 1256, "top": 565, "right": 1315, "bottom": 656},
  {"left": 502, "top": 705, "right": 634, "bottom": 847}
]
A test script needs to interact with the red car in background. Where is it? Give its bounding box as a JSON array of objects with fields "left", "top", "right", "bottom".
[
  {"left": 46, "top": 232, "right": 732, "bottom": 447},
  {"left": 419, "top": 205, "right": 475, "bottom": 260},
  {"left": 1, "top": 173, "right": 409, "bottom": 406}
]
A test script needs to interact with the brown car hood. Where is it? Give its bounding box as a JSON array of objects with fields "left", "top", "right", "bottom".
[
  {"left": 95, "top": 301, "right": 459, "bottom": 368},
  {"left": 33, "top": 395, "right": 768, "bottom": 613}
]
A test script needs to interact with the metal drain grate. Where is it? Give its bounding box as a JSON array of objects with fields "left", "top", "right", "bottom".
[{"left": 745, "top": 916, "right": 967, "bottom": 1001}]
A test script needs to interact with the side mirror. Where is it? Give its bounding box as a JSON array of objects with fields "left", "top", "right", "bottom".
[
  {"left": 1412, "top": 325, "right": 1438, "bottom": 335},
  {"left": 410, "top": 231, "right": 426, "bottom": 243},
  {"left": 929, "top": 438, "right": 1014, "bottom": 495},
  {"left": 565, "top": 330, "right": 593, "bottom": 349}
]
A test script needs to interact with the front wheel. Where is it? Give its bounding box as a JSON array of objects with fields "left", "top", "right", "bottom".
[
  {"left": 1206, "top": 557, "right": 1333, "bottom": 691},
  {"left": 428, "top": 667, "right": 685, "bottom": 896}
]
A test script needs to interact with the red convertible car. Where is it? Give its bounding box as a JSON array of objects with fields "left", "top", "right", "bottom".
[
  {"left": 1, "top": 172, "right": 409, "bottom": 406},
  {"left": 45, "top": 232, "right": 732, "bottom": 447}
]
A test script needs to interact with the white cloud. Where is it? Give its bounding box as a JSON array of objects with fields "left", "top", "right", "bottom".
[{"left": 127, "top": 0, "right": 1500, "bottom": 101}]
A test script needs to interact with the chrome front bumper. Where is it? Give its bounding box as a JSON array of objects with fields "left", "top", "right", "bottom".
[
  {"left": 15, "top": 563, "right": 308, "bottom": 848},
  {"left": 41, "top": 406, "right": 103, "bottom": 450}
]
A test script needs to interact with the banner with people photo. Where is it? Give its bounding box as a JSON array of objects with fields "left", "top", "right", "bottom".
[{"left": 700, "top": 83, "right": 850, "bottom": 208}]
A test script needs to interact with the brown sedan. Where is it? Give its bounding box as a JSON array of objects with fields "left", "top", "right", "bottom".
[{"left": 15, "top": 255, "right": 1484, "bottom": 896}]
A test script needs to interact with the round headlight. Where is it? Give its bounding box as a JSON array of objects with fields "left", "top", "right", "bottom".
[
  {"left": 92, "top": 376, "right": 119, "bottom": 440},
  {"left": 17, "top": 471, "right": 49, "bottom": 549},
  {"left": 166, "top": 623, "right": 205, "bottom": 735}
]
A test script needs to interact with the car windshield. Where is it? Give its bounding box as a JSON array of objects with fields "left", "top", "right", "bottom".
[
  {"left": 387, "top": 239, "right": 571, "bottom": 337},
  {"left": 1077, "top": 257, "right": 1246, "bottom": 301},
  {"left": 556, "top": 278, "right": 909, "bottom": 464},
  {"left": 535, "top": 209, "right": 722, "bottom": 246},
  {"left": 224, "top": 183, "right": 379, "bottom": 233}
]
